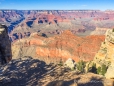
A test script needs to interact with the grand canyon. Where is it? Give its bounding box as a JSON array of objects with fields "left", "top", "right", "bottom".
[
  {"left": 0, "top": 10, "right": 114, "bottom": 61},
  {"left": 1, "top": 10, "right": 114, "bottom": 41},
  {"left": 0, "top": 10, "right": 114, "bottom": 86}
]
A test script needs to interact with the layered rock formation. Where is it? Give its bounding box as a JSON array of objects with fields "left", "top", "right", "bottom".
[
  {"left": 12, "top": 30, "right": 104, "bottom": 64},
  {"left": 94, "top": 29, "right": 114, "bottom": 63},
  {"left": 0, "top": 24, "right": 12, "bottom": 65},
  {"left": 0, "top": 10, "right": 114, "bottom": 41},
  {"left": 0, "top": 10, "right": 23, "bottom": 23},
  {"left": 93, "top": 29, "right": 114, "bottom": 79}
]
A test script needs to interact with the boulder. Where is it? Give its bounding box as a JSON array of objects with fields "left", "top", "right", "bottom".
[{"left": 64, "top": 58, "right": 76, "bottom": 69}]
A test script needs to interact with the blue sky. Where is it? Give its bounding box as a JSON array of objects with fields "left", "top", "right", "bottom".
[{"left": 0, "top": 0, "right": 114, "bottom": 10}]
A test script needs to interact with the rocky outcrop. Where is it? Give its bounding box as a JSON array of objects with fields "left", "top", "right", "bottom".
[
  {"left": 0, "top": 57, "right": 113, "bottom": 86},
  {"left": 105, "top": 61, "right": 114, "bottom": 79},
  {"left": 0, "top": 10, "right": 23, "bottom": 23},
  {"left": 12, "top": 30, "right": 104, "bottom": 64},
  {"left": 105, "top": 29, "right": 114, "bottom": 44},
  {"left": 94, "top": 29, "right": 114, "bottom": 63},
  {"left": 64, "top": 58, "right": 76, "bottom": 69},
  {"left": 0, "top": 24, "right": 12, "bottom": 65},
  {"left": 93, "top": 29, "right": 114, "bottom": 79}
]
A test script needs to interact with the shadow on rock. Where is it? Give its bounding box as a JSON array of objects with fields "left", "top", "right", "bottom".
[
  {"left": 46, "top": 77, "right": 104, "bottom": 86},
  {"left": 0, "top": 56, "right": 54, "bottom": 86},
  {"left": 0, "top": 24, "right": 12, "bottom": 65}
]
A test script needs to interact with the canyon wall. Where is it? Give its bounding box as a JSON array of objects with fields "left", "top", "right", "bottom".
[
  {"left": 12, "top": 30, "right": 104, "bottom": 64},
  {"left": 0, "top": 10, "right": 114, "bottom": 42},
  {"left": 92, "top": 29, "right": 114, "bottom": 79}
]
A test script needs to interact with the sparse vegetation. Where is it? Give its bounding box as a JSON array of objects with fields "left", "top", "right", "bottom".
[
  {"left": 103, "top": 42, "right": 105, "bottom": 44},
  {"left": 85, "top": 61, "right": 109, "bottom": 76},
  {"left": 97, "top": 66, "right": 101, "bottom": 74},
  {"left": 86, "top": 61, "right": 91, "bottom": 73},
  {"left": 102, "top": 47, "right": 107, "bottom": 52},
  {"left": 76, "top": 60, "right": 86, "bottom": 73},
  {"left": 112, "top": 28, "right": 114, "bottom": 32},
  {"left": 58, "top": 59, "right": 63, "bottom": 66},
  {"left": 101, "top": 64, "right": 108, "bottom": 76},
  {"left": 88, "top": 62, "right": 97, "bottom": 74},
  {"left": 97, "top": 64, "right": 108, "bottom": 76},
  {"left": 71, "top": 67, "right": 75, "bottom": 71},
  {"left": 101, "top": 47, "right": 107, "bottom": 54}
]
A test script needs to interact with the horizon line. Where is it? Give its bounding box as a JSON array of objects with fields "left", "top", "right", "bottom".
[{"left": 0, "top": 9, "right": 114, "bottom": 11}]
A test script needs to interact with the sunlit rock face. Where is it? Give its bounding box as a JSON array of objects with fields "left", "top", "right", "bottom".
[
  {"left": 12, "top": 30, "right": 104, "bottom": 64},
  {"left": 94, "top": 29, "right": 114, "bottom": 62},
  {"left": 91, "top": 29, "right": 114, "bottom": 79}
]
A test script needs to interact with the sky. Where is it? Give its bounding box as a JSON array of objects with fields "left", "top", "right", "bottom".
[{"left": 0, "top": 0, "right": 114, "bottom": 10}]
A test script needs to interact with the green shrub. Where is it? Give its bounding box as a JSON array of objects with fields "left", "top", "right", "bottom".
[
  {"left": 86, "top": 61, "right": 108, "bottom": 76},
  {"left": 71, "top": 67, "right": 75, "bottom": 71},
  {"left": 101, "top": 64, "right": 107, "bottom": 76},
  {"left": 76, "top": 60, "right": 86, "bottom": 73},
  {"left": 97, "top": 64, "right": 108, "bottom": 76},
  {"left": 88, "top": 62, "right": 97, "bottom": 74},
  {"left": 97, "top": 66, "right": 101, "bottom": 74},
  {"left": 86, "top": 61, "right": 91, "bottom": 73},
  {"left": 112, "top": 28, "right": 114, "bottom": 32},
  {"left": 58, "top": 59, "right": 63, "bottom": 66}
]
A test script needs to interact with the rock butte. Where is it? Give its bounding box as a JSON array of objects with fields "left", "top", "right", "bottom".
[{"left": 12, "top": 30, "right": 105, "bottom": 63}]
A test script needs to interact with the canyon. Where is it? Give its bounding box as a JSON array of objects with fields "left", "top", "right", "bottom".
[
  {"left": 0, "top": 10, "right": 114, "bottom": 42},
  {"left": 1, "top": 10, "right": 114, "bottom": 63},
  {"left": 12, "top": 30, "right": 105, "bottom": 64},
  {"left": 0, "top": 10, "right": 114, "bottom": 85}
]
